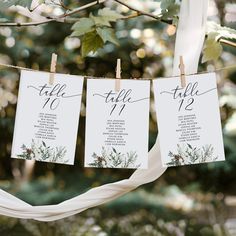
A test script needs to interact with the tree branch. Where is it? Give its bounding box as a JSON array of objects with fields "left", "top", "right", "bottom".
[
  {"left": 1, "top": 0, "right": 236, "bottom": 53},
  {"left": 113, "top": 0, "right": 172, "bottom": 24},
  {"left": 61, "top": 0, "right": 107, "bottom": 17},
  {"left": 0, "top": 0, "right": 106, "bottom": 27},
  {"left": 0, "top": 0, "right": 172, "bottom": 27},
  {"left": 219, "top": 38, "right": 236, "bottom": 48},
  {"left": 58, "top": 0, "right": 71, "bottom": 11},
  {"left": 0, "top": 19, "right": 54, "bottom": 27}
]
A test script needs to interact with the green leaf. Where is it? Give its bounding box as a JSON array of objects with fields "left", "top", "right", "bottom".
[
  {"left": 166, "top": 4, "right": 179, "bottom": 15},
  {"left": 71, "top": 18, "right": 95, "bottom": 37},
  {"left": 0, "top": 18, "right": 9, "bottom": 22},
  {"left": 0, "top": 0, "right": 14, "bottom": 10},
  {"left": 207, "top": 21, "right": 236, "bottom": 41},
  {"left": 89, "top": 8, "right": 123, "bottom": 27},
  {"left": 187, "top": 143, "right": 193, "bottom": 149},
  {"left": 161, "top": 3, "right": 179, "bottom": 19},
  {"left": 89, "top": 13, "right": 111, "bottom": 27},
  {"left": 203, "top": 22, "right": 236, "bottom": 63},
  {"left": 160, "top": 0, "right": 179, "bottom": 20},
  {"left": 98, "top": 8, "right": 123, "bottom": 22},
  {"left": 160, "top": 0, "right": 175, "bottom": 10},
  {"left": 16, "top": 0, "right": 33, "bottom": 8},
  {"left": 81, "top": 31, "right": 104, "bottom": 57},
  {"left": 0, "top": 0, "right": 33, "bottom": 10},
  {"left": 172, "top": 16, "right": 179, "bottom": 27},
  {"left": 202, "top": 33, "right": 223, "bottom": 63},
  {"left": 112, "top": 147, "right": 117, "bottom": 154},
  {"left": 96, "top": 27, "right": 119, "bottom": 45}
]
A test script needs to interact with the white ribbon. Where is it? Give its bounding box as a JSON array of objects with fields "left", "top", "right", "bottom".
[
  {"left": 0, "top": 0, "right": 208, "bottom": 221},
  {"left": 173, "top": 0, "right": 208, "bottom": 75}
]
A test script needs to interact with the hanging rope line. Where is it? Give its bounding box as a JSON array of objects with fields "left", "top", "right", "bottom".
[{"left": 0, "top": 62, "right": 235, "bottom": 80}]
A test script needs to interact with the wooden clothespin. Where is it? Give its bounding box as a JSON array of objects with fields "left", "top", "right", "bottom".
[
  {"left": 49, "top": 53, "right": 58, "bottom": 85},
  {"left": 179, "top": 56, "right": 186, "bottom": 88},
  {"left": 115, "top": 58, "right": 121, "bottom": 92}
]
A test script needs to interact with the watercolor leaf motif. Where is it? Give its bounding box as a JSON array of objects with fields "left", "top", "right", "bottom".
[
  {"left": 166, "top": 143, "right": 218, "bottom": 166},
  {"left": 17, "top": 139, "right": 68, "bottom": 164},
  {"left": 89, "top": 146, "right": 140, "bottom": 169}
]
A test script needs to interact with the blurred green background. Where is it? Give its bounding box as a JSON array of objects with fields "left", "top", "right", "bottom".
[{"left": 0, "top": 0, "right": 236, "bottom": 235}]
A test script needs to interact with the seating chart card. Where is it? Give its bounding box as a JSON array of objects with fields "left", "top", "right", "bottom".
[
  {"left": 11, "top": 70, "right": 84, "bottom": 165},
  {"left": 85, "top": 79, "right": 150, "bottom": 169},
  {"left": 153, "top": 72, "right": 225, "bottom": 167}
]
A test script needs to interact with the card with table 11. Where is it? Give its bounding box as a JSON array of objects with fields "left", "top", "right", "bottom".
[{"left": 85, "top": 78, "right": 150, "bottom": 169}]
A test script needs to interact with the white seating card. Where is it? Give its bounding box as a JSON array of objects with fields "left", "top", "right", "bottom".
[
  {"left": 85, "top": 79, "right": 150, "bottom": 169},
  {"left": 153, "top": 72, "right": 225, "bottom": 167},
  {"left": 11, "top": 70, "right": 84, "bottom": 165}
]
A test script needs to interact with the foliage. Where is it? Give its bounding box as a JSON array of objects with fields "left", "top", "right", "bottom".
[
  {"left": 0, "top": 0, "right": 33, "bottom": 10},
  {"left": 89, "top": 146, "right": 140, "bottom": 168},
  {"left": 207, "top": 21, "right": 236, "bottom": 42},
  {"left": 71, "top": 8, "right": 122, "bottom": 56},
  {"left": 1, "top": 0, "right": 235, "bottom": 61},
  {"left": 202, "top": 21, "right": 236, "bottom": 62},
  {"left": 202, "top": 33, "right": 223, "bottom": 63},
  {"left": 17, "top": 139, "right": 68, "bottom": 164},
  {"left": 160, "top": 0, "right": 179, "bottom": 23},
  {"left": 167, "top": 143, "right": 218, "bottom": 166}
]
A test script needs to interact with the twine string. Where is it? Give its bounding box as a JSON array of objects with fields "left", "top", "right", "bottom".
[{"left": 0, "top": 62, "right": 235, "bottom": 80}]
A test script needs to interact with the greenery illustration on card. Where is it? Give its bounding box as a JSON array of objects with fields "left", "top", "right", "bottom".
[
  {"left": 17, "top": 139, "right": 68, "bottom": 164},
  {"left": 166, "top": 143, "right": 219, "bottom": 166},
  {"left": 88, "top": 146, "right": 140, "bottom": 168}
]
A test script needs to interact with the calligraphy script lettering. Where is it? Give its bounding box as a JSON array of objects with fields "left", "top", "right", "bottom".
[
  {"left": 160, "top": 82, "right": 216, "bottom": 111},
  {"left": 93, "top": 89, "right": 148, "bottom": 115},
  {"left": 27, "top": 83, "right": 81, "bottom": 110}
]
